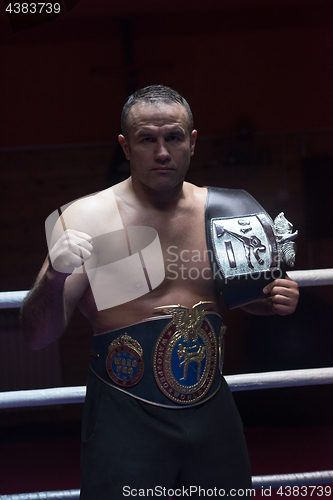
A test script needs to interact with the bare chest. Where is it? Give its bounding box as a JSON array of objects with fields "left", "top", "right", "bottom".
[
  {"left": 117, "top": 198, "right": 213, "bottom": 285},
  {"left": 77, "top": 187, "right": 219, "bottom": 331}
]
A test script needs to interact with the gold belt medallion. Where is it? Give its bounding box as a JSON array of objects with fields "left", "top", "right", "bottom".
[
  {"left": 106, "top": 334, "right": 144, "bottom": 387},
  {"left": 153, "top": 301, "right": 218, "bottom": 404}
]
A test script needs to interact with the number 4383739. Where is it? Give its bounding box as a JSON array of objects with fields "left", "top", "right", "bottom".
[
  {"left": 5, "top": 3, "right": 61, "bottom": 14},
  {"left": 276, "top": 485, "right": 331, "bottom": 496}
]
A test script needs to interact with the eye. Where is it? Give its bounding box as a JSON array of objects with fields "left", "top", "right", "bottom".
[
  {"left": 141, "top": 136, "right": 155, "bottom": 143},
  {"left": 167, "top": 135, "right": 181, "bottom": 143}
]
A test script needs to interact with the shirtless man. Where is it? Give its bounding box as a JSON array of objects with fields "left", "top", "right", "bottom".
[{"left": 21, "top": 85, "right": 299, "bottom": 499}]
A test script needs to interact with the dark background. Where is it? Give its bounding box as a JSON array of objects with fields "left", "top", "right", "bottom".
[{"left": 1, "top": 0, "right": 333, "bottom": 494}]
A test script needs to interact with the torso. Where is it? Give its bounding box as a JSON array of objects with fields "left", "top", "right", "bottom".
[{"left": 70, "top": 180, "right": 220, "bottom": 333}]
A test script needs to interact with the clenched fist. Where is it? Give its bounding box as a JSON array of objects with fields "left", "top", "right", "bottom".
[
  {"left": 49, "top": 229, "right": 93, "bottom": 274},
  {"left": 263, "top": 276, "right": 299, "bottom": 315}
]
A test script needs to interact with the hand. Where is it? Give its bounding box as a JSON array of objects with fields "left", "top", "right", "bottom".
[
  {"left": 263, "top": 275, "right": 299, "bottom": 315},
  {"left": 49, "top": 229, "right": 93, "bottom": 275}
]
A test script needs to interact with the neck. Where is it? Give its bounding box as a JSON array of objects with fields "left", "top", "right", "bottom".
[{"left": 128, "top": 177, "right": 187, "bottom": 210}]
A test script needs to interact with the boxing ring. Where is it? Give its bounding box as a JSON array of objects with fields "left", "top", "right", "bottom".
[{"left": 1, "top": 268, "right": 333, "bottom": 499}]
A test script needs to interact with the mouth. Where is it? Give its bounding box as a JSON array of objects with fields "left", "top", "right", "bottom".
[{"left": 152, "top": 166, "right": 175, "bottom": 171}]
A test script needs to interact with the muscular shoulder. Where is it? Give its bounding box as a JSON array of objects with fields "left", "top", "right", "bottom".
[
  {"left": 183, "top": 182, "right": 207, "bottom": 209},
  {"left": 55, "top": 187, "right": 123, "bottom": 237}
]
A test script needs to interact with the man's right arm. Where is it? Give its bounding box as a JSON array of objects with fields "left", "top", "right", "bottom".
[{"left": 21, "top": 229, "right": 93, "bottom": 350}]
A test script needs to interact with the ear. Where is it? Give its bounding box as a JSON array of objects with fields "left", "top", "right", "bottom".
[
  {"left": 118, "top": 135, "right": 130, "bottom": 161},
  {"left": 190, "top": 130, "right": 197, "bottom": 157}
]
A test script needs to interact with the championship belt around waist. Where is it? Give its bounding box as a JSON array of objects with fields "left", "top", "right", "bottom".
[
  {"left": 90, "top": 303, "right": 225, "bottom": 409},
  {"left": 205, "top": 187, "right": 298, "bottom": 309}
]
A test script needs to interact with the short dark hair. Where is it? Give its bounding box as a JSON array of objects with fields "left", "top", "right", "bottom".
[{"left": 121, "top": 85, "right": 194, "bottom": 138}]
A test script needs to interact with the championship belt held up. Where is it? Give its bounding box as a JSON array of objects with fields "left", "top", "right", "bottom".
[{"left": 205, "top": 187, "right": 298, "bottom": 308}]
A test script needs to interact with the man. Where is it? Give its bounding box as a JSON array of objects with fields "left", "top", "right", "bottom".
[{"left": 21, "top": 85, "right": 299, "bottom": 499}]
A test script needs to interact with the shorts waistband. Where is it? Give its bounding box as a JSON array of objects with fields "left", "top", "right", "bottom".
[{"left": 90, "top": 312, "right": 225, "bottom": 409}]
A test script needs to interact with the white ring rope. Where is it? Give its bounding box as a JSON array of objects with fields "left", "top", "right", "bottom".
[
  {"left": 0, "top": 290, "right": 29, "bottom": 309},
  {"left": 0, "top": 386, "right": 86, "bottom": 409},
  {"left": 0, "top": 492, "right": 80, "bottom": 500},
  {"left": 0, "top": 268, "right": 332, "bottom": 309},
  {"left": 225, "top": 367, "right": 333, "bottom": 392},
  {"left": 252, "top": 470, "right": 333, "bottom": 487},
  {"left": 1, "top": 367, "right": 333, "bottom": 409},
  {"left": 288, "top": 268, "right": 333, "bottom": 287}
]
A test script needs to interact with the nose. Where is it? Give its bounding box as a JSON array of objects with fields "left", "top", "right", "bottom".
[{"left": 154, "top": 139, "right": 171, "bottom": 164}]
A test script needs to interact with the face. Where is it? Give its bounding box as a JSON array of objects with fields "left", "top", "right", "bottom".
[{"left": 118, "top": 102, "right": 197, "bottom": 194}]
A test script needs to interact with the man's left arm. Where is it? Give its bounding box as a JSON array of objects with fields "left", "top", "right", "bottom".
[{"left": 241, "top": 276, "right": 299, "bottom": 316}]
